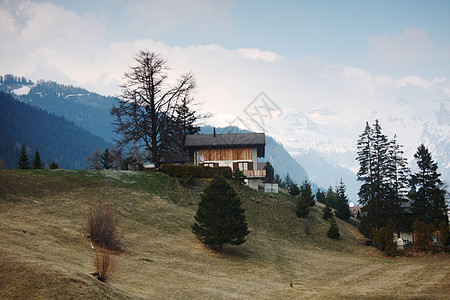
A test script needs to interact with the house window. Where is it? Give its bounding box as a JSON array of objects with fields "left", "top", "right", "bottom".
[
  {"left": 203, "top": 163, "right": 218, "bottom": 168},
  {"left": 238, "top": 162, "right": 248, "bottom": 171}
]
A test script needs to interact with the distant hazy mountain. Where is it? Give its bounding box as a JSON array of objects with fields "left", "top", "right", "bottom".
[
  {"left": 0, "top": 91, "right": 111, "bottom": 169},
  {"left": 260, "top": 99, "right": 449, "bottom": 203}
]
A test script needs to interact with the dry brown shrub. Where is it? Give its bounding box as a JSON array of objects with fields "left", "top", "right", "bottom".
[
  {"left": 87, "top": 204, "right": 121, "bottom": 251},
  {"left": 93, "top": 245, "right": 115, "bottom": 282}
]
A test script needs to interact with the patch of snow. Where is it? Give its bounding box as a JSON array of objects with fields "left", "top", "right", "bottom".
[{"left": 13, "top": 86, "right": 30, "bottom": 95}]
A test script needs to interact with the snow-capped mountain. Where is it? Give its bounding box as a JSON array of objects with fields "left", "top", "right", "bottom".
[{"left": 204, "top": 97, "right": 449, "bottom": 203}]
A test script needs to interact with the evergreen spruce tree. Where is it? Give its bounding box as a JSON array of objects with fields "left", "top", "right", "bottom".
[
  {"left": 335, "top": 179, "right": 351, "bottom": 221},
  {"left": 315, "top": 189, "right": 326, "bottom": 204},
  {"left": 356, "top": 120, "right": 392, "bottom": 237},
  {"left": 296, "top": 196, "right": 309, "bottom": 218},
  {"left": 283, "top": 173, "right": 294, "bottom": 191},
  {"left": 191, "top": 176, "right": 249, "bottom": 251},
  {"left": 274, "top": 174, "right": 283, "bottom": 188},
  {"left": 325, "top": 186, "right": 338, "bottom": 209},
  {"left": 32, "top": 147, "right": 43, "bottom": 169},
  {"left": 386, "top": 135, "right": 410, "bottom": 232},
  {"left": 409, "top": 144, "right": 448, "bottom": 228},
  {"left": 322, "top": 202, "right": 333, "bottom": 220},
  {"left": 171, "top": 95, "right": 200, "bottom": 153},
  {"left": 289, "top": 182, "right": 300, "bottom": 196},
  {"left": 299, "top": 180, "right": 315, "bottom": 207},
  {"left": 101, "top": 148, "right": 114, "bottom": 169},
  {"left": 327, "top": 217, "right": 340, "bottom": 239},
  {"left": 263, "top": 161, "right": 275, "bottom": 183},
  {"left": 18, "top": 144, "right": 30, "bottom": 169}
]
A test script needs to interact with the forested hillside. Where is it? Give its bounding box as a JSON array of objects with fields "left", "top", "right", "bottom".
[
  {"left": 0, "top": 78, "right": 119, "bottom": 142},
  {"left": 0, "top": 91, "right": 111, "bottom": 169}
]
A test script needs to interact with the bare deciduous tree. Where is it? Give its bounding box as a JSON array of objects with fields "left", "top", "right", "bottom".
[{"left": 111, "top": 50, "right": 196, "bottom": 166}]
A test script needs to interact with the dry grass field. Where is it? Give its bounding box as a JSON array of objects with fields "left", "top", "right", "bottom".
[{"left": 0, "top": 169, "right": 449, "bottom": 299}]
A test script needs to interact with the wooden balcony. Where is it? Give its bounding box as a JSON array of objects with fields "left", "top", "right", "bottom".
[{"left": 243, "top": 169, "right": 266, "bottom": 178}]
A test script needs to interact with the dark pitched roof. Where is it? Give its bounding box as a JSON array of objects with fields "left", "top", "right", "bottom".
[{"left": 184, "top": 133, "right": 266, "bottom": 157}]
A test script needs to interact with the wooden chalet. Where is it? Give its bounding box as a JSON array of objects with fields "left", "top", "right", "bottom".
[{"left": 184, "top": 132, "right": 266, "bottom": 190}]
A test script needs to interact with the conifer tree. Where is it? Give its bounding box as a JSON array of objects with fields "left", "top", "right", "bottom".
[
  {"left": 289, "top": 182, "right": 300, "bottom": 196},
  {"left": 296, "top": 196, "right": 309, "bottom": 218},
  {"left": 409, "top": 144, "right": 448, "bottom": 228},
  {"left": 192, "top": 176, "right": 249, "bottom": 251},
  {"left": 274, "top": 174, "right": 282, "bottom": 187},
  {"left": 32, "top": 147, "right": 43, "bottom": 169},
  {"left": 299, "top": 179, "right": 315, "bottom": 207},
  {"left": 18, "top": 144, "right": 30, "bottom": 169},
  {"left": 327, "top": 217, "right": 340, "bottom": 239},
  {"left": 356, "top": 120, "right": 393, "bottom": 237},
  {"left": 325, "top": 186, "right": 338, "bottom": 209},
  {"left": 382, "top": 135, "right": 410, "bottom": 233},
  {"left": 101, "top": 148, "right": 114, "bottom": 169},
  {"left": 263, "top": 161, "right": 275, "bottom": 183},
  {"left": 322, "top": 202, "right": 333, "bottom": 220},
  {"left": 315, "top": 189, "right": 326, "bottom": 204},
  {"left": 283, "top": 173, "right": 294, "bottom": 190},
  {"left": 335, "top": 179, "right": 351, "bottom": 221}
]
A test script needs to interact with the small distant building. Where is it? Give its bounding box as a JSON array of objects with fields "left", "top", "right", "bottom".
[
  {"left": 349, "top": 205, "right": 362, "bottom": 218},
  {"left": 264, "top": 183, "right": 278, "bottom": 193},
  {"left": 184, "top": 132, "right": 266, "bottom": 190}
]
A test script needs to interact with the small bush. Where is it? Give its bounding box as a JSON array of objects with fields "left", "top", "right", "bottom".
[
  {"left": 93, "top": 245, "right": 115, "bottom": 282},
  {"left": 372, "top": 228, "right": 386, "bottom": 251},
  {"left": 384, "top": 219, "right": 396, "bottom": 256},
  {"left": 232, "top": 168, "right": 246, "bottom": 184},
  {"left": 413, "top": 220, "right": 434, "bottom": 252},
  {"left": 87, "top": 204, "right": 121, "bottom": 251}
]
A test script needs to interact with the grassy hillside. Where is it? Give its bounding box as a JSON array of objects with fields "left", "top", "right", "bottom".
[{"left": 0, "top": 170, "right": 449, "bottom": 299}]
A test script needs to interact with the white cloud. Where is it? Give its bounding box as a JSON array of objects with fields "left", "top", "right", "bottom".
[
  {"left": 397, "top": 75, "right": 446, "bottom": 90},
  {"left": 1, "top": 1, "right": 449, "bottom": 158},
  {"left": 369, "top": 27, "right": 435, "bottom": 66}
]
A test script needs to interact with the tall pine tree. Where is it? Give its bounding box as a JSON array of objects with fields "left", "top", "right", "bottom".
[
  {"left": 356, "top": 120, "right": 395, "bottom": 237},
  {"left": 386, "top": 135, "right": 410, "bottom": 231},
  {"left": 299, "top": 180, "right": 315, "bottom": 207},
  {"left": 335, "top": 179, "right": 351, "bottom": 221},
  {"left": 32, "top": 147, "right": 43, "bottom": 169},
  {"left": 18, "top": 144, "right": 30, "bottom": 169},
  {"left": 409, "top": 144, "right": 448, "bottom": 228}
]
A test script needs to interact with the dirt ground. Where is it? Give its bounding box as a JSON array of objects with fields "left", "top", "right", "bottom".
[{"left": 0, "top": 170, "right": 449, "bottom": 299}]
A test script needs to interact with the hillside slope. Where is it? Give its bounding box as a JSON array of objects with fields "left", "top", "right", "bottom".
[
  {"left": 1, "top": 80, "right": 120, "bottom": 143},
  {"left": 0, "top": 170, "right": 449, "bottom": 299},
  {"left": 0, "top": 91, "right": 111, "bottom": 169}
]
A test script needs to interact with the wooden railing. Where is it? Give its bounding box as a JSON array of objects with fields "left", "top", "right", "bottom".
[{"left": 243, "top": 169, "right": 266, "bottom": 178}]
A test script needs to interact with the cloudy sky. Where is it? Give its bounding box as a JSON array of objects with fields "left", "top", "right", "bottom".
[{"left": 1, "top": 0, "right": 450, "bottom": 152}]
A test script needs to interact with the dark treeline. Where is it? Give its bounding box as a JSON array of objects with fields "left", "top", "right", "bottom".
[{"left": 0, "top": 91, "right": 110, "bottom": 169}]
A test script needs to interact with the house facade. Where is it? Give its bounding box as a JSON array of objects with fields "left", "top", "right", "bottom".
[{"left": 184, "top": 132, "right": 266, "bottom": 190}]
